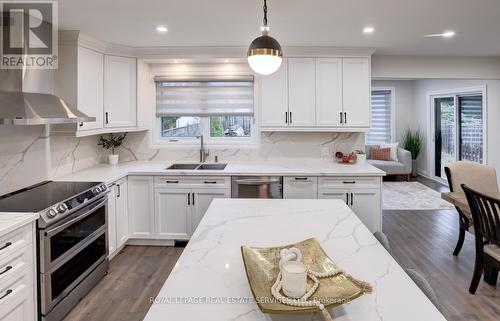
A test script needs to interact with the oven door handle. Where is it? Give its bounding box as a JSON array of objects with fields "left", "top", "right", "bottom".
[
  {"left": 234, "top": 179, "right": 281, "bottom": 185},
  {"left": 45, "top": 197, "right": 108, "bottom": 237}
]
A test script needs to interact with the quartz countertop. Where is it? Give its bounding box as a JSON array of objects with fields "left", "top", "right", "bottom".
[
  {"left": 57, "top": 160, "right": 385, "bottom": 184},
  {"left": 0, "top": 212, "right": 38, "bottom": 236},
  {"left": 143, "top": 199, "right": 445, "bottom": 321}
]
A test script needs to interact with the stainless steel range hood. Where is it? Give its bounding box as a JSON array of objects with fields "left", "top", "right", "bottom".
[{"left": 0, "top": 68, "right": 95, "bottom": 125}]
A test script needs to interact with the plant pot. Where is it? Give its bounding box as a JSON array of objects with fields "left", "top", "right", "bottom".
[
  {"left": 411, "top": 159, "right": 418, "bottom": 177},
  {"left": 108, "top": 154, "right": 119, "bottom": 165}
]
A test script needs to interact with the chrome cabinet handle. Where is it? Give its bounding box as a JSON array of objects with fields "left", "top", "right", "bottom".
[
  {"left": 0, "top": 289, "right": 12, "bottom": 300},
  {"left": 234, "top": 179, "right": 280, "bottom": 185},
  {"left": 0, "top": 266, "right": 12, "bottom": 275},
  {"left": 0, "top": 242, "right": 12, "bottom": 251}
]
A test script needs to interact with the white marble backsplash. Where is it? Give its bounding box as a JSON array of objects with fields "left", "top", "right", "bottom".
[
  {"left": 0, "top": 126, "right": 364, "bottom": 196},
  {"left": 117, "top": 131, "right": 365, "bottom": 164}
]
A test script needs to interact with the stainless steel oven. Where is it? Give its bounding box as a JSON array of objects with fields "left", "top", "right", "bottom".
[
  {"left": 231, "top": 176, "right": 283, "bottom": 198},
  {"left": 39, "top": 192, "right": 109, "bottom": 321}
]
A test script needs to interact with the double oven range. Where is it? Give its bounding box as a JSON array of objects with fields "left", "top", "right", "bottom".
[{"left": 0, "top": 181, "right": 110, "bottom": 321}]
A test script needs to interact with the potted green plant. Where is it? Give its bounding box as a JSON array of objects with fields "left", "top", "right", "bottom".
[
  {"left": 401, "top": 128, "right": 424, "bottom": 177},
  {"left": 353, "top": 149, "right": 366, "bottom": 162},
  {"left": 97, "top": 133, "right": 128, "bottom": 165}
]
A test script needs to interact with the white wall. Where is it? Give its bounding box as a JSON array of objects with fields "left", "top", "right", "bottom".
[
  {"left": 372, "top": 80, "right": 415, "bottom": 142},
  {"left": 412, "top": 79, "right": 500, "bottom": 177}
]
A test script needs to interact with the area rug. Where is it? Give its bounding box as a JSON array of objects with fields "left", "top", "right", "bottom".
[{"left": 383, "top": 182, "right": 455, "bottom": 210}]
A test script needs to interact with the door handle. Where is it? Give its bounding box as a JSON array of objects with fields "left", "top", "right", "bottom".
[
  {"left": 0, "top": 289, "right": 12, "bottom": 301},
  {"left": 204, "top": 181, "right": 217, "bottom": 184},
  {"left": 294, "top": 177, "right": 308, "bottom": 180},
  {"left": 351, "top": 193, "right": 353, "bottom": 206},
  {"left": 187, "top": 193, "right": 190, "bottom": 205},
  {"left": 340, "top": 112, "right": 343, "bottom": 124},
  {"left": 343, "top": 181, "right": 356, "bottom": 184},
  {"left": 289, "top": 112, "right": 292, "bottom": 124},
  {"left": 192, "top": 193, "right": 195, "bottom": 205},
  {"left": 0, "top": 266, "right": 12, "bottom": 275},
  {"left": 285, "top": 112, "right": 288, "bottom": 124},
  {"left": 116, "top": 184, "right": 121, "bottom": 198},
  {"left": 105, "top": 112, "right": 109, "bottom": 124},
  {"left": 166, "top": 180, "right": 179, "bottom": 184},
  {"left": 346, "top": 193, "right": 349, "bottom": 205},
  {"left": 344, "top": 112, "right": 347, "bottom": 124}
]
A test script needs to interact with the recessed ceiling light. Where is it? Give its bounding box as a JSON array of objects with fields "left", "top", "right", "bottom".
[
  {"left": 424, "top": 30, "right": 456, "bottom": 38},
  {"left": 156, "top": 25, "right": 168, "bottom": 33},
  {"left": 363, "top": 26, "right": 375, "bottom": 34}
]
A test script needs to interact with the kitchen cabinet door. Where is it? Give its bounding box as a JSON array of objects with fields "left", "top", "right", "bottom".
[
  {"left": 104, "top": 55, "right": 137, "bottom": 128},
  {"left": 318, "top": 188, "right": 349, "bottom": 205},
  {"left": 342, "top": 58, "right": 370, "bottom": 128},
  {"left": 128, "top": 176, "right": 155, "bottom": 239},
  {"left": 261, "top": 59, "right": 289, "bottom": 128},
  {"left": 350, "top": 188, "right": 381, "bottom": 233},
  {"left": 115, "top": 177, "right": 129, "bottom": 248},
  {"left": 107, "top": 184, "right": 117, "bottom": 257},
  {"left": 283, "top": 177, "right": 318, "bottom": 199},
  {"left": 288, "top": 58, "right": 316, "bottom": 127},
  {"left": 155, "top": 188, "right": 191, "bottom": 240},
  {"left": 191, "top": 188, "right": 230, "bottom": 232},
  {"left": 316, "top": 58, "right": 343, "bottom": 127},
  {"left": 77, "top": 46, "right": 104, "bottom": 131}
]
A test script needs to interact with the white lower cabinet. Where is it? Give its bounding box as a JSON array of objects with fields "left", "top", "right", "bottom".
[
  {"left": 155, "top": 188, "right": 192, "bottom": 240},
  {"left": 0, "top": 223, "right": 36, "bottom": 321},
  {"left": 191, "top": 188, "right": 231, "bottom": 231},
  {"left": 115, "top": 178, "right": 129, "bottom": 248},
  {"left": 128, "top": 176, "right": 155, "bottom": 239},
  {"left": 283, "top": 177, "right": 318, "bottom": 199},
  {"left": 318, "top": 177, "right": 382, "bottom": 232}
]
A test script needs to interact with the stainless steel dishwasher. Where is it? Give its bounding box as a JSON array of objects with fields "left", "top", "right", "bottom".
[{"left": 231, "top": 176, "right": 283, "bottom": 198}]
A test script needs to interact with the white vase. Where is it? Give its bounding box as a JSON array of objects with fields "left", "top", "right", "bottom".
[
  {"left": 108, "top": 154, "right": 119, "bottom": 165},
  {"left": 357, "top": 154, "right": 367, "bottom": 162}
]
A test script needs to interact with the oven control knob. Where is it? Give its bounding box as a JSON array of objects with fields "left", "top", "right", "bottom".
[
  {"left": 93, "top": 188, "right": 101, "bottom": 195},
  {"left": 56, "top": 204, "right": 68, "bottom": 214},
  {"left": 46, "top": 208, "right": 57, "bottom": 218}
]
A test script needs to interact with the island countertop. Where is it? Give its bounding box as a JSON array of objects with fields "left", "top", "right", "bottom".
[
  {"left": 57, "top": 160, "right": 385, "bottom": 184},
  {"left": 143, "top": 199, "right": 445, "bottom": 321}
]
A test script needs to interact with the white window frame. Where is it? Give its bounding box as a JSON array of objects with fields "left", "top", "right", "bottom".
[
  {"left": 427, "top": 85, "right": 487, "bottom": 182},
  {"left": 151, "top": 70, "right": 260, "bottom": 149},
  {"left": 366, "top": 86, "right": 396, "bottom": 144}
]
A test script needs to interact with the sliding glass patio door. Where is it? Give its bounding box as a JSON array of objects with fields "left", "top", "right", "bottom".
[{"left": 433, "top": 94, "right": 483, "bottom": 180}]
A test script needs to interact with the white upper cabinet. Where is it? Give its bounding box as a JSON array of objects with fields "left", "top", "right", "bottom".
[
  {"left": 77, "top": 46, "right": 104, "bottom": 131},
  {"left": 315, "top": 58, "right": 343, "bottom": 127},
  {"left": 261, "top": 59, "right": 288, "bottom": 127},
  {"left": 288, "top": 58, "right": 316, "bottom": 127},
  {"left": 260, "top": 55, "right": 371, "bottom": 131},
  {"left": 104, "top": 55, "right": 137, "bottom": 128},
  {"left": 342, "top": 58, "right": 370, "bottom": 128}
]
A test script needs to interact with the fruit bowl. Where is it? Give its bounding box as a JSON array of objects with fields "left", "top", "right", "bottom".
[{"left": 334, "top": 151, "right": 358, "bottom": 164}]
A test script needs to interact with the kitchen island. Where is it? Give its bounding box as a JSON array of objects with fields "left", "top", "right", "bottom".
[{"left": 143, "top": 199, "right": 446, "bottom": 321}]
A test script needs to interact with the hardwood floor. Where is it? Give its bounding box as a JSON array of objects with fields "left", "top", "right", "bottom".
[
  {"left": 63, "top": 246, "right": 183, "bottom": 321},
  {"left": 384, "top": 175, "right": 499, "bottom": 321}
]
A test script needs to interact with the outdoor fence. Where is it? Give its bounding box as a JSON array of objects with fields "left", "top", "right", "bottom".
[{"left": 441, "top": 121, "right": 483, "bottom": 163}]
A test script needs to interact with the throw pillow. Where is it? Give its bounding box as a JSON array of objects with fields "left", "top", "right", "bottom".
[
  {"left": 371, "top": 148, "right": 391, "bottom": 161},
  {"left": 380, "top": 142, "right": 399, "bottom": 162}
]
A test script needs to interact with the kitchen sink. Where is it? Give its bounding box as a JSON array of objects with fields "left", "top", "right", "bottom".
[
  {"left": 166, "top": 163, "right": 200, "bottom": 170},
  {"left": 196, "top": 163, "right": 227, "bottom": 170}
]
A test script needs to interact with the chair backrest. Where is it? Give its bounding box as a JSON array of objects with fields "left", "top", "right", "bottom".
[
  {"left": 462, "top": 184, "right": 500, "bottom": 246},
  {"left": 405, "top": 269, "right": 442, "bottom": 312},
  {"left": 373, "top": 231, "right": 391, "bottom": 253},
  {"left": 445, "top": 161, "right": 498, "bottom": 196}
]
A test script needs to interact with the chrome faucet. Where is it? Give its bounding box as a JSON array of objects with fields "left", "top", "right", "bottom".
[{"left": 197, "top": 135, "right": 209, "bottom": 163}]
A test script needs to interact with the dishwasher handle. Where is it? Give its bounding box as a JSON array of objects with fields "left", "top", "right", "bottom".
[{"left": 233, "top": 178, "right": 281, "bottom": 185}]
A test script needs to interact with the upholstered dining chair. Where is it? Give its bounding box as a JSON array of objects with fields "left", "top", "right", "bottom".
[
  {"left": 442, "top": 161, "right": 499, "bottom": 256},
  {"left": 462, "top": 184, "right": 500, "bottom": 294}
]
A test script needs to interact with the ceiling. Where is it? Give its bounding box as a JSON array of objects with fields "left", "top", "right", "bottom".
[{"left": 58, "top": 0, "right": 500, "bottom": 56}]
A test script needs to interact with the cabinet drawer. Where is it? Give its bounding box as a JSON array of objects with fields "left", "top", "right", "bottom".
[
  {"left": 0, "top": 265, "right": 34, "bottom": 321},
  {"left": 0, "top": 245, "right": 32, "bottom": 285},
  {"left": 318, "top": 177, "right": 380, "bottom": 189},
  {"left": 154, "top": 176, "right": 230, "bottom": 188},
  {"left": 283, "top": 177, "right": 318, "bottom": 199},
  {"left": 0, "top": 225, "right": 32, "bottom": 262}
]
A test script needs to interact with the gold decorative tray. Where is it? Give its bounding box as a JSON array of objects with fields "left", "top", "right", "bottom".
[{"left": 241, "top": 238, "right": 367, "bottom": 314}]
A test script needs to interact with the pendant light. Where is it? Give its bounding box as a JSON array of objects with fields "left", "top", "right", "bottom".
[{"left": 247, "top": 0, "right": 283, "bottom": 75}]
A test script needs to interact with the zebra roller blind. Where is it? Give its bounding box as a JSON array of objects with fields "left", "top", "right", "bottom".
[
  {"left": 155, "top": 76, "right": 254, "bottom": 117},
  {"left": 366, "top": 90, "right": 392, "bottom": 145}
]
